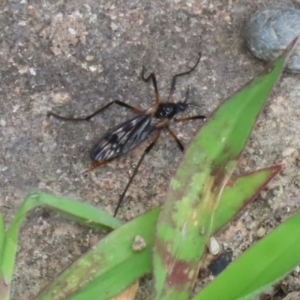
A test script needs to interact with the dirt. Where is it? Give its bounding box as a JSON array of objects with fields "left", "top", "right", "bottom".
[{"left": 1, "top": 0, "right": 300, "bottom": 299}]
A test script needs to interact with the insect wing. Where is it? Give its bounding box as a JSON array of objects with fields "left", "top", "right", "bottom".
[{"left": 91, "top": 115, "right": 156, "bottom": 161}]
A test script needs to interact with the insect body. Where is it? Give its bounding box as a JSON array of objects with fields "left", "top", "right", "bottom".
[
  {"left": 91, "top": 101, "right": 189, "bottom": 162},
  {"left": 48, "top": 53, "right": 206, "bottom": 216}
]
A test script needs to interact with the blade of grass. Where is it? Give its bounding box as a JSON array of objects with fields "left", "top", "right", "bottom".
[
  {"left": 29, "top": 193, "right": 123, "bottom": 230},
  {"left": 0, "top": 211, "right": 8, "bottom": 300},
  {"left": 2, "top": 192, "right": 121, "bottom": 278},
  {"left": 0, "top": 192, "right": 121, "bottom": 300},
  {"left": 0, "top": 211, "right": 4, "bottom": 261},
  {"left": 34, "top": 208, "right": 157, "bottom": 300},
  {"left": 193, "top": 212, "right": 300, "bottom": 300},
  {"left": 213, "top": 165, "right": 281, "bottom": 233},
  {"left": 34, "top": 165, "right": 280, "bottom": 300},
  {"left": 152, "top": 38, "right": 298, "bottom": 299}
]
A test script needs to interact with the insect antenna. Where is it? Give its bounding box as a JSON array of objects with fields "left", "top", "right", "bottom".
[
  {"left": 168, "top": 52, "right": 202, "bottom": 102},
  {"left": 176, "top": 83, "right": 206, "bottom": 122}
]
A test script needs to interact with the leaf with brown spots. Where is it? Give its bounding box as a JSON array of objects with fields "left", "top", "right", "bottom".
[{"left": 152, "top": 38, "right": 298, "bottom": 300}]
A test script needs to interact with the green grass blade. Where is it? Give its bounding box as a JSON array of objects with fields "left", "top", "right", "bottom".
[
  {"left": 213, "top": 165, "right": 281, "bottom": 233},
  {"left": 29, "top": 192, "right": 123, "bottom": 230},
  {"left": 34, "top": 166, "right": 279, "bottom": 299},
  {"left": 0, "top": 192, "right": 121, "bottom": 299},
  {"left": 2, "top": 192, "right": 121, "bottom": 278},
  {"left": 152, "top": 38, "right": 298, "bottom": 300},
  {"left": 0, "top": 163, "right": 275, "bottom": 300},
  {"left": 66, "top": 252, "right": 148, "bottom": 300},
  {"left": 1, "top": 195, "right": 40, "bottom": 290},
  {"left": 0, "top": 211, "right": 4, "bottom": 261},
  {"left": 0, "top": 211, "right": 9, "bottom": 300},
  {"left": 34, "top": 208, "right": 157, "bottom": 300},
  {"left": 193, "top": 213, "right": 300, "bottom": 300}
]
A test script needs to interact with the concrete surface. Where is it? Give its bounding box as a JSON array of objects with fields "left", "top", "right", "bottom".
[{"left": 1, "top": 0, "right": 300, "bottom": 299}]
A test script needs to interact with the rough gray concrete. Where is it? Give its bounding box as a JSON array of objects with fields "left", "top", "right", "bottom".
[{"left": 1, "top": 0, "right": 300, "bottom": 299}]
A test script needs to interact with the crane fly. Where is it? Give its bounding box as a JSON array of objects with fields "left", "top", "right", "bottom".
[{"left": 48, "top": 53, "right": 206, "bottom": 216}]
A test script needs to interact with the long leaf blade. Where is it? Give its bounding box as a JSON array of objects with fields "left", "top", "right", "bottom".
[
  {"left": 33, "top": 166, "right": 280, "bottom": 300},
  {"left": 34, "top": 208, "right": 157, "bottom": 300},
  {"left": 152, "top": 38, "right": 298, "bottom": 299},
  {"left": 0, "top": 192, "right": 121, "bottom": 299},
  {"left": 193, "top": 213, "right": 300, "bottom": 300}
]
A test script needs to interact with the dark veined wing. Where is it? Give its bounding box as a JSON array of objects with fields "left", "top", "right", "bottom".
[{"left": 90, "top": 114, "right": 156, "bottom": 161}]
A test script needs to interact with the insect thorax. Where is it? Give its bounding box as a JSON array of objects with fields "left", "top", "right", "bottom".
[{"left": 155, "top": 102, "right": 187, "bottom": 119}]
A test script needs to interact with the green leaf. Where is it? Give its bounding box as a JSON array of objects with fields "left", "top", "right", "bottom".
[
  {"left": 0, "top": 192, "right": 121, "bottom": 300},
  {"left": 193, "top": 213, "right": 300, "bottom": 300},
  {"left": 0, "top": 211, "right": 4, "bottom": 261},
  {"left": 152, "top": 38, "right": 298, "bottom": 300},
  {"left": 0, "top": 211, "right": 8, "bottom": 300},
  {"left": 34, "top": 208, "right": 157, "bottom": 300},
  {"left": 34, "top": 165, "right": 279, "bottom": 300},
  {"left": 31, "top": 193, "right": 123, "bottom": 230},
  {"left": 213, "top": 165, "right": 281, "bottom": 233}
]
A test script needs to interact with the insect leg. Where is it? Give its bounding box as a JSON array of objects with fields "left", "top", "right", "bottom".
[
  {"left": 47, "top": 100, "right": 143, "bottom": 121},
  {"left": 175, "top": 115, "right": 206, "bottom": 122},
  {"left": 166, "top": 127, "right": 184, "bottom": 152},
  {"left": 84, "top": 160, "right": 106, "bottom": 173},
  {"left": 167, "top": 53, "right": 201, "bottom": 102},
  {"left": 114, "top": 130, "right": 161, "bottom": 217},
  {"left": 141, "top": 67, "right": 160, "bottom": 104}
]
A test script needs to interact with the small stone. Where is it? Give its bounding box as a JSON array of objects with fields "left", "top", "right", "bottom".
[
  {"left": 18, "top": 21, "right": 27, "bottom": 26},
  {"left": 111, "top": 22, "right": 118, "bottom": 31},
  {"left": 220, "top": 12, "right": 232, "bottom": 23},
  {"left": 208, "top": 236, "right": 220, "bottom": 255},
  {"left": 282, "top": 147, "right": 297, "bottom": 157},
  {"left": 29, "top": 68, "right": 36, "bottom": 76},
  {"left": 132, "top": 235, "right": 146, "bottom": 251},
  {"left": 51, "top": 91, "right": 71, "bottom": 104},
  {"left": 256, "top": 227, "right": 266, "bottom": 238},
  {"left": 282, "top": 291, "right": 300, "bottom": 300},
  {"left": 208, "top": 250, "right": 233, "bottom": 276},
  {"left": 85, "top": 55, "right": 94, "bottom": 61},
  {"left": 246, "top": 8, "right": 300, "bottom": 73},
  {"left": 18, "top": 66, "right": 28, "bottom": 74},
  {"left": 89, "top": 65, "right": 97, "bottom": 72},
  {"left": 68, "top": 27, "right": 77, "bottom": 35},
  {"left": 293, "top": 265, "right": 300, "bottom": 274}
]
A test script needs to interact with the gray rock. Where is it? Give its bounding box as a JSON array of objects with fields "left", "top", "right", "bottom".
[{"left": 246, "top": 8, "right": 300, "bottom": 73}]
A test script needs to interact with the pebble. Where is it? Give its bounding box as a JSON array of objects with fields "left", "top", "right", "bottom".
[
  {"left": 110, "top": 22, "right": 118, "bottom": 31},
  {"left": 256, "top": 227, "right": 266, "bottom": 238},
  {"left": 132, "top": 235, "right": 146, "bottom": 251},
  {"left": 293, "top": 265, "right": 300, "bottom": 274},
  {"left": 85, "top": 55, "right": 94, "bottom": 61},
  {"left": 282, "top": 147, "right": 297, "bottom": 157},
  {"left": 282, "top": 291, "right": 300, "bottom": 300},
  {"left": 245, "top": 8, "right": 300, "bottom": 73},
  {"left": 208, "top": 236, "right": 220, "bottom": 255},
  {"left": 208, "top": 250, "right": 233, "bottom": 276}
]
